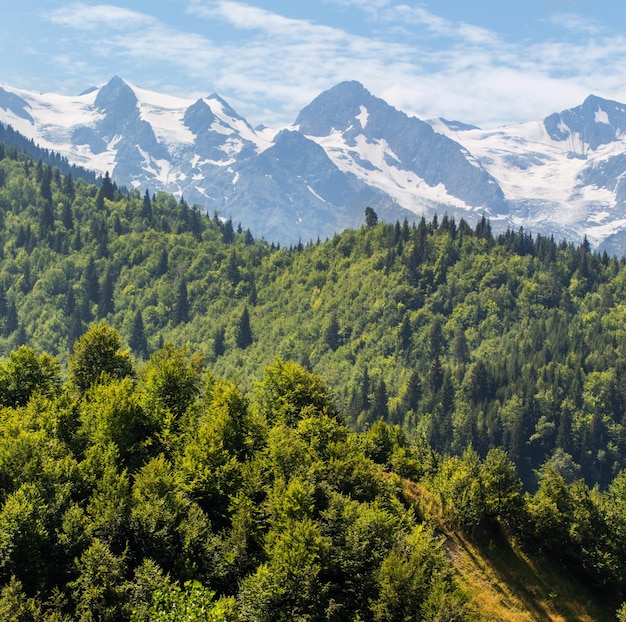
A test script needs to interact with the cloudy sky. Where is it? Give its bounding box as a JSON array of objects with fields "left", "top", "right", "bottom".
[{"left": 2, "top": 0, "right": 626, "bottom": 128}]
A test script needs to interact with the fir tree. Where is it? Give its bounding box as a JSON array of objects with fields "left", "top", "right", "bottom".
[
  {"left": 213, "top": 325, "right": 226, "bottom": 358},
  {"left": 324, "top": 313, "right": 341, "bottom": 351},
  {"left": 235, "top": 306, "right": 253, "bottom": 349},
  {"left": 141, "top": 188, "right": 153, "bottom": 220},
  {"left": 156, "top": 247, "right": 168, "bottom": 277},
  {"left": 370, "top": 377, "right": 389, "bottom": 422},
  {"left": 98, "top": 267, "right": 115, "bottom": 318},
  {"left": 100, "top": 171, "right": 115, "bottom": 201},
  {"left": 84, "top": 257, "right": 99, "bottom": 304},
  {"left": 174, "top": 278, "right": 189, "bottom": 325},
  {"left": 61, "top": 201, "right": 74, "bottom": 231},
  {"left": 129, "top": 309, "right": 149, "bottom": 359}
]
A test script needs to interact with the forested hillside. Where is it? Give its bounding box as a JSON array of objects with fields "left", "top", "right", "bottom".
[
  {"left": 0, "top": 139, "right": 625, "bottom": 491},
  {"left": 2, "top": 138, "right": 626, "bottom": 618}
]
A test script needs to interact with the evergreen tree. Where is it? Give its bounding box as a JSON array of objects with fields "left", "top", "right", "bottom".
[
  {"left": 213, "top": 325, "right": 226, "bottom": 358},
  {"left": 63, "top": 171, "right": 75, "bottom": 201},
  {"left": 226, "top": 249, "right": 240, "bottom": 286},
  {"left": 156, "top": 247, "right": 168, "bottom": 277},
  {"left": 173, "top": 278, "right": 189, "bottom": 325},
  {"left": 365, "top": 206, "right": 378, "bottom": 228},
  {"left": 3, "top": 299, "right": 17, "bottom": 337},
  {"left": 141, "top": 188, "right": 153, "bottom": 220},
  {"left": 222, "top": 218, "right": 235, "bottom": 244},
  {"left": 324, "top": 313, "right": 340, "bottom": 351},
  {"left": 84, "top": 256, "right": 100, "bottom": 304},
  {"left": 400, "top": 370, "right": 422, "bottom": 415},
  {"left": 100, "top": 171, "right": 115, "bottom": 201},
  {"left": 39, "top": 166, "right": 52, "bottom": 204},
  {"left": 129, "top": 309, "right": 149, "bottom": 359},
  {"left": 235, "top": 306, "right": 253, "bottom": 349},
  {"left": 39, "top": 200, "right": 54, "bottom": 236},
  {"left": 398, "top": 314, "right": 412, "bottom": 352},
  {"left": 98, "top": 267, "right": 115, "bottom": 318},
  {"left": 370, "top": 377, "right": 389, "bottom": 421},
  {"left": 61, "top": 201, "right": 74, "bottom": 231}
]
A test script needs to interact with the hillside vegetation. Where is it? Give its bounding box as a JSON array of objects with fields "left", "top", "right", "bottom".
[{"left": 0, "top": 138, "right": 626, "bottom": 618}]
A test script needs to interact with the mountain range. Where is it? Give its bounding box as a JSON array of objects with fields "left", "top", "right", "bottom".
[{"left": 1, "top": 75, "right": 626, "bottom": 251}]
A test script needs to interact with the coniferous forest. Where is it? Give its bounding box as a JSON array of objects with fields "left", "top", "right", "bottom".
[{"left": 1, "top": 136, "right": 626, "bottom": 619}]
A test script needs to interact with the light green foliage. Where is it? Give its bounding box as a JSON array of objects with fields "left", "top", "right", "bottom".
[
  {"left": 69, "top": 321, "right": 134, "bottom": 393},
  {"left": 371, "top": 524, "right": 465, "bottom": 621},
  {"left": 481, "top": 448, "right": 522, "bottom": 521},
  {"left": 141, "top": 343, "right": 204, "bottom": 420},
  {"left": 0, "top": 346, "right": 60, "bottom": 407},
  {"left": 134, "top": 580, "right": 231, "bottom": 621},
  {"left": 0, "top": 483, "right": 49, "bottom": 589},
  {"left": 239, "top": 518, "right": 329, "bottom": 621},
  {"left": 434, "top": 447, "right": 486, "bottom": 530},
  {"left": 255, "top": 358, "right": 337, "bottom": 426},
  {"left": 69, "top": 539, "right": 127, "bottom": 621},
  {"left": 79, "top": 377, "right": 150, "bottom": 465},
  {"left": 0, "top": 576, "right": 42, "bottom": 620}
]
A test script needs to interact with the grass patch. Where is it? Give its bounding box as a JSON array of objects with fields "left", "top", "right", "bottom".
[{"left": 401, "top": 479, "right": 620, "bottom": 621}]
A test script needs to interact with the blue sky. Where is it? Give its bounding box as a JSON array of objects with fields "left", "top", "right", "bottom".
[{"left": 2, "top": 0, "right": 626, "bottom": 128}]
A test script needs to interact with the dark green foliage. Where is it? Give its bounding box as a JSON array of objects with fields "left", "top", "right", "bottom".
[
  {"left": 235, "top": 306, "right": 252, "bottom": 349},
  {"left": 129, "top": 310, "right": 149, "bottom": 359},
  {"left": 173, "top": 278, "right": 189, "bottom": 325},
  {"left": 213, "top": 325, "right": 226, "bottom": 358},
  {"left": 365, "top": 206, "right": 378, "bottom": 228},
  {"left": 323, "top": 312, "right": 340, "bottom": 351}
]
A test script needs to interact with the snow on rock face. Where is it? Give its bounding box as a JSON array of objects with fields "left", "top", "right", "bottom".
[
  {"left": 4, "top": 77, "right": 626, "bottom": 249},
  {"left": 356, "top": 106, "right": 369, "bottom": 129}
]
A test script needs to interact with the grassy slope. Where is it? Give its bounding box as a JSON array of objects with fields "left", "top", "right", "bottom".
[{"left": 401, "top": 480, "right": 619, "bottom": 621}]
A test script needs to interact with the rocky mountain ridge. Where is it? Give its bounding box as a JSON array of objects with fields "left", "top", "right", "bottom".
[{"left": 1, "top": 76, "right": 626, "bottom": 251}]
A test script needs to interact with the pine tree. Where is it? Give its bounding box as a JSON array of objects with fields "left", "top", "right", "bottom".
[
  {"left": 324, "top": 313, "right": 340, "bottom": 351},
  {"left": 222, "top": 219, "right": 235, "bottom": 244},
  {"left": 129, "top": 309, "right": 149, "bottom": 359},
  {"left": 235, "top": 306, "right": 253, "bottom": 349},
  {"left": 141, "top": 188, "right": 153, "bottom": 220},
  {"left": 156, "top": 247, "right": 168, "bottom": 277},
  {"left": 98, "top": 267, "right": 115, "bottom": 318},
  {"left": 100, "top": 171, "right": 115, "bottom": 201},
  {"left": 3, "top": 298, "right": 17, "bottom": 336},
  {"left": 40, "top": 201, "right": 55, "bottom": 237},
  {"left": 226, "top": 249, "right": 240, "bottom": 285},
  {"left": 370, "top": 377, "right": 389, "bottom": 421},
  {"left": 40, "top": 166, "right": 52, "bottom": 204},
  {"left": 398, "top": 314, "right": 412, "bottom": 352},
  {"left": 63, "top": 171, "right": 75, "bottom": 201},
  {"left": 61, "top": 201, "right": 74, "bottom": 231},
  {"left": 213, "top": 325, "right": 226, "bottom": 358},
  {"left": 174, "top": 278, "right": 189, "bottom": 325},
  {"left": 364, "top": 206, "right": 378, "bottom": 228},
  {"left": 84, "top": 257, "right": 99, "bottom": 304},
  {"left": 400, "top": 370, "right": 422, "bottom": 415}
]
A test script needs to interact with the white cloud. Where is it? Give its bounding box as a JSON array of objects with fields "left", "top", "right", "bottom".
[
  {"left": 37, "top": 0, "right": 626, "bottom": 130},
  {"left": 46, "top": 3, "right": 155, "bottom": 31},
  {"left": 549, "top": 12, "right": 604, "bottom": 35}
]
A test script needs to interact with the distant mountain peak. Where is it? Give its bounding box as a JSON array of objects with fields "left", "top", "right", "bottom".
[
  {"left": 94, "top": 76, "right": 137, "bottom": 114},
  {"left": 544, "top": 94, "right": 626, "bottom": 150}
]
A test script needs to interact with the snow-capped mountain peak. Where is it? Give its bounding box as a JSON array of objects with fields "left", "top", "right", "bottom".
[{"left": 3, "top": 77, "right": 626, "bottom": 251}]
